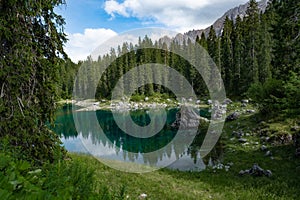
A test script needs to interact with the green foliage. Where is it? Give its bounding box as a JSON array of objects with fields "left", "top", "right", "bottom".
[
  {"left": 284, "top": 72, "right": 300, "bottom": 113},
  {"left": 270, "top": 0, "right": 300, "bottom": 78},
  {"left": 0, "top": 0, "right": 67, "bottom": 164},
  {"left": 248, "top": 79, "right": 286, "bottom": 114},
  {"left": 58, "top": 59, "right": 79, "bottom": 99},
  {"left": 248, "top": 71, "right": 300, "bottom": 115},
  {"left": 130, "top": 94, "right": 146, "bottom": 102},
  {"left": 247, "top": 82, "right": 265, "bottom": 102},
  {"left": 0, "top": 152, "right": 126, "bottom": 200}
]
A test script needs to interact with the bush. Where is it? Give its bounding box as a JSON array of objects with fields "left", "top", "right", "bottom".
[
  {"left": 130, "top": 94, "right": 145, "bottom": 102},
  {"left": 284, "top": 72, "right": 300, "bottom": 113},
  {"left": 247, "top": 79, "right": 285, "bottom": 114},
  {"left": 0, "top": 152, "right": 123, "bottom": 200}
]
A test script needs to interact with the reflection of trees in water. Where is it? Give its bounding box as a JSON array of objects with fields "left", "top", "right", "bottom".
[
  {"left": 97, "top": 109, "right": 177, "bottom": 154},
  {"left": 52, "top": 106, "right": 222, "bottom": 165},
  {"left": 51, "top": 104, "right": 78, "bottom": 138},
  {"left": 187, "top": 122, "right": 224, "bottom": 165},
  {"left": 205, "top": 141, "right": 224, "bottom": 165}
]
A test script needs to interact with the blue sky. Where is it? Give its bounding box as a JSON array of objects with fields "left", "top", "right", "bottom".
[{"left": 56, "top": 0, "right": 249, "bottom": 62}]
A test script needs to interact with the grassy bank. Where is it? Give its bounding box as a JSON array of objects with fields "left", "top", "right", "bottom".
[
  {"left": 69, "top": 101, "right": 300, "bottom": 200},
  {"left": 72, "top": 144, "right": 300, "bottom": 199}
]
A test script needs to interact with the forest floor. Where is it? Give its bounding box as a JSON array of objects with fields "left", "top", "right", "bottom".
[{"left": 69, "top": 101, "right": 300, "bottom": 199}]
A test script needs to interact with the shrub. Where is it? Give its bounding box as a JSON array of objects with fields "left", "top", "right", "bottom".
[
  {"left": 247, "top": 79, "right": 285, "bottom": 114},
  {"left": 0, "top": 152, "right": 122, "bottom": 199}
]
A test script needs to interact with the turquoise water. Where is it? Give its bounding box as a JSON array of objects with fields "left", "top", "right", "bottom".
[{"left": 52, "top": 105, "right": 214, "bottom": 171}]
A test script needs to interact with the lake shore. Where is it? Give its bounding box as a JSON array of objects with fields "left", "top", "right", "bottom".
[
  {"left": 57, "top": 98, "right": 210, "bottom": 112},
  {"left": 67, "top": 100, "right": 300, "bottom": 199}
]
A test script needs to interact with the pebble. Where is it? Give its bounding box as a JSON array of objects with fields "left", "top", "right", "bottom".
[
  {"left": 238, "top": 138, "right": 248, "bottom": 143},
  {"left": 261, "top": 145, "right": 268, "bottom": 151},
  {"left": 139, "top": 193, "right": 147, "bottom": 199},
  {"left": 265, "top": 151, "right": 272, "bottom": 157}
]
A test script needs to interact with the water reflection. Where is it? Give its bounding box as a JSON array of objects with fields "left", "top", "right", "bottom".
[{"left": 52, "top": 105, "right": 222, "bottom": 171}]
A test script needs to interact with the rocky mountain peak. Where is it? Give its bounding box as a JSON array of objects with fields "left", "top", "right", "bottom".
[{"left": 167, "top": 0, "right": 270, "bottom": 45}]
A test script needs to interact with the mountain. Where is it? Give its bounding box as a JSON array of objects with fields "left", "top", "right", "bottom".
[{"left": 161, "top": 0, "right": 269, "bottom": 44}]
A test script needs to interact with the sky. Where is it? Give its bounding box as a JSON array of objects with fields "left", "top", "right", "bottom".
[{"left": 55, "top": 0, "right": 249, "bottom": 62}]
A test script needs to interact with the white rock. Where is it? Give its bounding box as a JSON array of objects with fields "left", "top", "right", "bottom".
[
  {"left": 260, "top": 145, "right": 268, "bottom": 151},
  {"left": 139, "top": 193, "right": 147, "bottom": 199},
  {"left": 265, "top": 151, "right": 272, "bottom": 157}
]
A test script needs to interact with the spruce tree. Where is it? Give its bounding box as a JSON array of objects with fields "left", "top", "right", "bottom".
[
  {"left": 257, "top": 12, "right": 272, "bottom": 83},
  {"left": 232, "top": 15, "right": 243, "bottom": 95},
  {"left": 0, "top": 0, "right": 67, "bottom": 163},
  {"left": 221, "top": 17, "right": 234, "bottom": 93},
  {"left": 241, "top": 0, "right": 260, "bottom": 91}
]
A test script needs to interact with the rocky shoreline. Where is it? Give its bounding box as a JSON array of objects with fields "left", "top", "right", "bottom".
[{"left": 60, "top": 98, "right": 210, "bottom": 112}]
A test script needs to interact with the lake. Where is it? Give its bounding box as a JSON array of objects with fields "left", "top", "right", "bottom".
[{"left": 52, "top": 104, "right": 221, "bottom": 172}]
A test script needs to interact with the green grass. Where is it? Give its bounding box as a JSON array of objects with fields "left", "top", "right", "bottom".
[{"left": 71, "top": 144, "right": 300, "bottom": 200}]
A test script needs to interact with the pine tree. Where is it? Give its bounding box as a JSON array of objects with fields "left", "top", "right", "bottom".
[
  {"left": 241, "top": 0, "right": 260, "bottom": 91},
  {"left": 207, "top": 26, "right": 221, "bottom": 87},
  {"left": 257, "top": 12, "right": 272, "bottom": 83},
  {"left": 270, "top": 0, "right": 300, "bottom": 78},
  {"left": 232, "top": 15, "right": 243, "bottom": 95},
  {"left": 221, "top": 17, "right": 234, "bottom": 93},
  {"left": 196, "top": 32, "right": 208, "bottom": 50},
  {"left": 0, "top": 0, "right": 67, "bottom": 163}
]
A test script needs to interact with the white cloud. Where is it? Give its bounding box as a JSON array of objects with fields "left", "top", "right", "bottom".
[
  {"left": 104, "top": 0, "right": 129, "bottom": 18},
  {"left": 91, "top": 28, "right": 177, "bottom": 60},
  {"left": 65, "top": 28, "right": 117, "bottom": 63},
  {"left": 104, "top": 0, "right": 248, "bottom": 32},
  {"left": 65, "top": 28, "right": 177, "bottom": 62}
]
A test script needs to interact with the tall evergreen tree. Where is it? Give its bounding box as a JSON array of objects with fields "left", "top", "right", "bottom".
[
  {"left": 221, "top": 17, "right": 234, "bottom": 93},
  {"left": 270, "top": 0, "right": 300, "bottom": 78},
  {"left": 0, "top": 0, "right": 67, "bottom": 163},
  {"left": 207, "top": 26, "right": 221, "bottom": 87},
  {"left": 241, "top": 0, "right": 260, "bottom": 91},
  {"left": 196, "top": 32, "right": 208, "bottom": 50},
  {"left": 232, "top": 15, "right": 244, "bottom": 95},
  {"left": 257, "top": 12, "right": 272, "bottom": 83}
]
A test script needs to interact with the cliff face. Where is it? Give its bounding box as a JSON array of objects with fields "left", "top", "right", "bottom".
[{"left": 168, "top": 0, "right": 269, "bottom": 44}]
